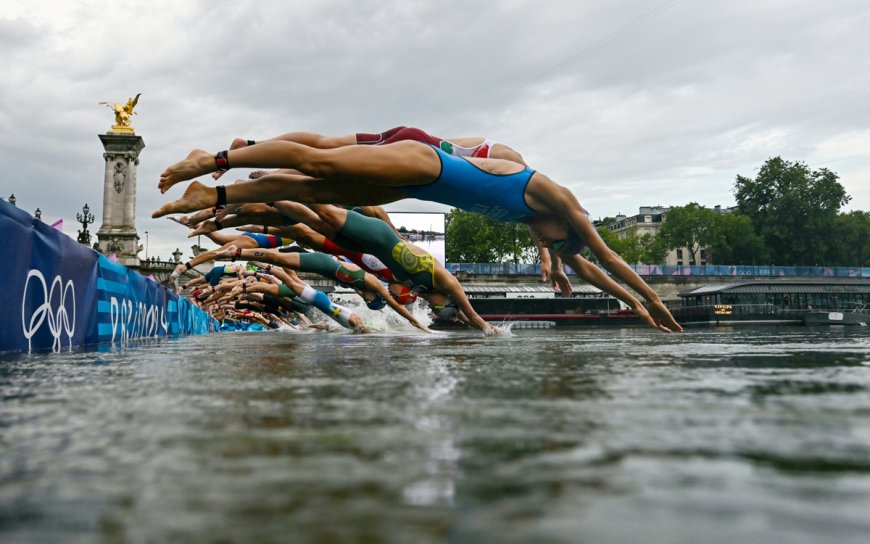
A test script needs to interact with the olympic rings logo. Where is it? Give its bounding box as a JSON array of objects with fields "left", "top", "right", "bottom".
[{"left": 21, "top": 269, "right": 76, "bottom": 351}]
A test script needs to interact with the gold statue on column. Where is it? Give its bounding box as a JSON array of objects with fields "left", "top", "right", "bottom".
[{"left": 99, "top": 93, "right": 141, "bottom": 134}]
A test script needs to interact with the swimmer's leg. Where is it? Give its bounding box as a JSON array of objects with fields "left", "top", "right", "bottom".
[
  {"left": 152, "top": 177, "right": 405, "bottom": 218},
  {"left": 158, "top": 140, "right": 437, "bottom": 194},
  {"left": 299, "top": 285, "right": 365, "bottom": 331}
]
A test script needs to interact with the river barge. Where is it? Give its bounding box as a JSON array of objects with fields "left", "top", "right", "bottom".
[
  {"left": 673, "top": 280, "right": 870, "bottom": 326},
  {"left": 427, "top": 284, "right": 643, "bottom": 328}
]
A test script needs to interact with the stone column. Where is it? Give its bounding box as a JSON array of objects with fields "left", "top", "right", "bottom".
[{"left": 96, "top": 133, "right": 145, "bottom": 267}]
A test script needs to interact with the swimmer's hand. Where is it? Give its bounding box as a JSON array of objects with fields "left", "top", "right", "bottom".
[
  {"left": 550, "top": 267, "right": 573, "bottom": 298},
  {"left": 541, "top": 266, "right": 551, "bottom": 284},
  {"left": 646, "top": 300, "right": 683, "bottom": 333},
  {"left": 413, "top": 321, "right": 433, "bottom": 334},
  {"left": 630, "top": 300, "right": 682, "bottom": 333}
]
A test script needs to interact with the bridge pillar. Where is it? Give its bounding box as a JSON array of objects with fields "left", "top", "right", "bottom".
[{"left": 96, "top": 132, "right": 145, "bottom": 267}]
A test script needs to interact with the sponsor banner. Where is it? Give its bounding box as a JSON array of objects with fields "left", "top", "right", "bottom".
[{"left": 1, "top": 199, "right": 215, "bottom": 353}]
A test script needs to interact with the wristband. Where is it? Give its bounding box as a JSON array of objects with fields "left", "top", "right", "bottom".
[
  {"left": 215, "top": 185, "right": 227, "bottom": 210},
  {"left": 215, "top": 150, "right": 230, "bottom": 172}
]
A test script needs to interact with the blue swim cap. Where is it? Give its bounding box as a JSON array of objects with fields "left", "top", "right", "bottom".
[{"left": 366, "top": 294, "right": 387, "bottom": 310}]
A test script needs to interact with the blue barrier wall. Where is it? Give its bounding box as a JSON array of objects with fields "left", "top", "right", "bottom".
[{"left": 1, "top": 199, "right": 215, "bottom": 352}]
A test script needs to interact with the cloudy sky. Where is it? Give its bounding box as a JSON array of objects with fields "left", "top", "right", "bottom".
[{"left": 2, "top": 0, "right": 869, "bottom": 261}]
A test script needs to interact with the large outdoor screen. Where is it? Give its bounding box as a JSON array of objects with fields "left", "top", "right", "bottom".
[{"left": 387, "top": 212, "right": 446, "bottom": 264}]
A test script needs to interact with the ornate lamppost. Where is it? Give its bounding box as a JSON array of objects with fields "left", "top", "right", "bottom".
[
  {"left": 8, "top": 194, "right": 16, "bottom": 207},
  {"left": 35, "top": 208, "right": 42, "bottom": 220},
  {"left": 172, "top": 248, "right": 183, "bottom": 263},
  {"left": 77, "top": 203, "right": 95, "bottom": 245}
]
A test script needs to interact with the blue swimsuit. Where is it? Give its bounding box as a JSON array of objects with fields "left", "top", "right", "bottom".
[{"left": 400, "top": 145, "right": 537, "bottom": 223}]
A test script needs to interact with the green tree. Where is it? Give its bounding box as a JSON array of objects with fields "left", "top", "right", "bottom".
[
  {"left": 592, "top": 226, "right": 666, "bottom": 264},
  {"left": 595, "top": 225, "right": 626, "bottom": 256},
  {"left": 445, "top": 209, "right": 536, "bottom": 263},
  {"left": 638, "top": 231, "right": 668, "bottom": 264},
  {"left": 658, "top": 203, "right": 718, "bottom": 265},
  {"left": 619, "top": 228, "right": 666, "bottom": 264},
  {"left": 490, "top": 221, "right": 537, "bottom": 264},
  {"left": 734, "top": 157, "right": 850, "bottom": 265},
  {"left": 708, "top": 213, "right": 768, "bottom": 265},
  {"left": 828, "top": 211, "right": 870, "bottom": 266}
]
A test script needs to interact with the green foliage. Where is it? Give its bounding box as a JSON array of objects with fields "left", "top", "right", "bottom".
[
  {"left": 595, "top": 226, "right": 624, "bottom": 254},
  {"left": 657, "top": 203, "right": 718, "bottom": 264},
  {"left": 828, "top": 211, "right": 870, "bottom": 266},
  {"left": 708, "top": 213, "right": 768, "bottom": 265},
  {"left": 594, "top": 226, "right": 666, "bottom": 264},
  {"left": 734, "top": 157, "right": 850, "bottom": 265},
  {"left": 445, "top": 209, "right": 536, "bottom": 263}
]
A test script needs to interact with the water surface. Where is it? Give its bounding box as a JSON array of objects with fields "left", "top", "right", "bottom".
[{"left": 2, "top": 326, "right": 870, "bottom": 543}]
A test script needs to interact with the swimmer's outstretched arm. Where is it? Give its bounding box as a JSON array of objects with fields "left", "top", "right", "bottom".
[
  {"left": 546, "top": 253, "right": 575, "bottom": 298},
  {"left": 433, "top": 267, "right": 496, "bottom": 335},
  {"left": 561, "top": 254, "right": 672, "bottom": 333},
  {"left": 560, "top": 205, "right": 682, "bottom": 333},
  {"left": 535, "top": 238, "right": 554, "bottom": 285}
]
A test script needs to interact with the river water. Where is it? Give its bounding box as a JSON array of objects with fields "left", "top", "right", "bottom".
[{"left": 2, "top": 325, "right": 870, "bottom": 543}]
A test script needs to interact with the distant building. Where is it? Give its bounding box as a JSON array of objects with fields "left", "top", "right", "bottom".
[{"left": 606, "top": 205, "right": 735, "bottom": 265}]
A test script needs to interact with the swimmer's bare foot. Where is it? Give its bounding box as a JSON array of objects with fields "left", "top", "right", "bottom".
[
  {"left": 214, "top": 204, "right": 239, "bottom": 222},
  {"left": 189, "top": 220, "right": 218, "bottom": 237},
  {"left": 213, "top": 138, "right": 250, "bottom": 180},
  {"left": 159, "top": 149, "right": 214, "bottom": 194},
  {"left": 248, "top": 170, "right": 269, "bottom": 179},
  {"left": 152, "top": 181, "right": 217, "bottom": 218},
  {"left": 165, "top": 215, "right": 192, "bottom": 228},
  {"left": 187, "top": 207, "right": 217, "bottom": 223}
]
